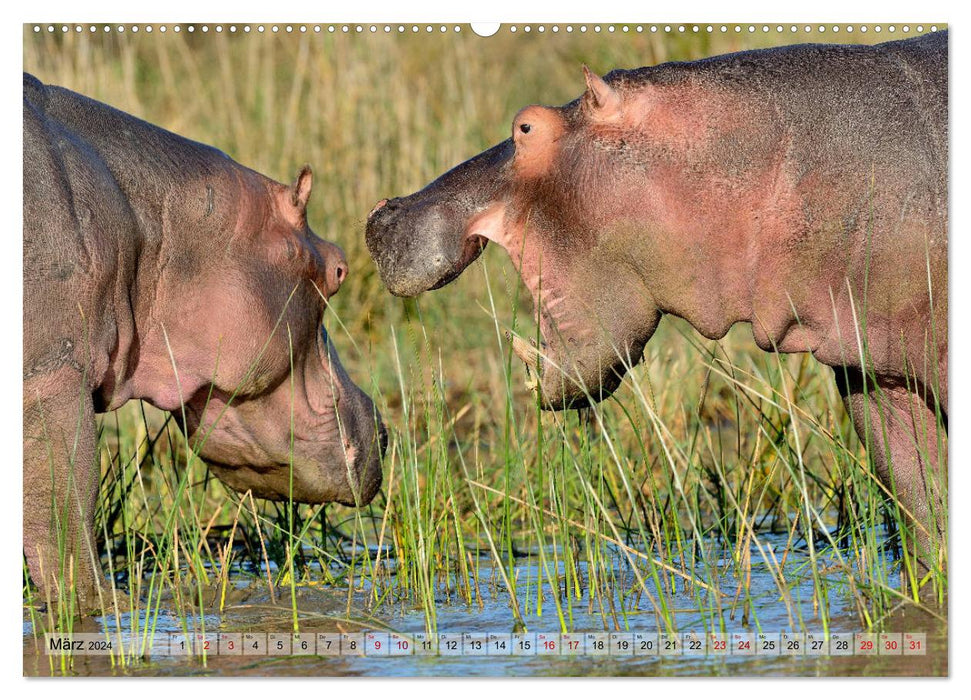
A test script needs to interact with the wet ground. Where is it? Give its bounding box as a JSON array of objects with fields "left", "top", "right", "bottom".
[{"left": 23, "top": 535, "right": 948, "bottom": 677}]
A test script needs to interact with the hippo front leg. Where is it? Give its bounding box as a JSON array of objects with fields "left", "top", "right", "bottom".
[
  {"left": 834, "top": 367, "right": 947, "bottom": 577},
  {"left": 23, "top": 371, "right": 105, "bottom": 613}
]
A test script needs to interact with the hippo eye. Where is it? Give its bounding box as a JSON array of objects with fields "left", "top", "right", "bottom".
[{"left": 519, "top": 123, "right": 532, "bottom": 134}]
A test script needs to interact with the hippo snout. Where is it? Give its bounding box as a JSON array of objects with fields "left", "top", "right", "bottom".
[
  {"left": 335, "top": 387, "right": 386, "bottom": 506},
  {"left": 365, "top": 198, "right": 472, "bottom": 297}
]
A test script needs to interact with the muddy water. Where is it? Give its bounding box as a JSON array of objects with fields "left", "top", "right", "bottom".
[{"left": 23, "top": 535, "right": 947, "bottom": 677}]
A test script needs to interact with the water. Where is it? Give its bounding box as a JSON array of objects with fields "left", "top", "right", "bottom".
[{"left": 22, "top": 533, "right": 947, "bottom": 677}]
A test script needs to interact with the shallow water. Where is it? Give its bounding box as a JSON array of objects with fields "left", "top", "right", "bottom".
[{"left": 22, "top": 533, "right": 947, "bottom": 677}]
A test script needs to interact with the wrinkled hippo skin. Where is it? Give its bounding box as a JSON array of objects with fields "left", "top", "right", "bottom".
[
  {"left": 367, "top": 33, "right": 947, "bottom": 568},
  {"left": 24, "top": 73, "right": 385, "bottom": 611}
]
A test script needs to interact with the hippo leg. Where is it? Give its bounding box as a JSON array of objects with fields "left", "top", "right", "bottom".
[
  {"left": 833, "top": 367, "right": 947, "bottom": 575},
  {"left": 23, "top": 372, "right": 104, "bottom": 613}
]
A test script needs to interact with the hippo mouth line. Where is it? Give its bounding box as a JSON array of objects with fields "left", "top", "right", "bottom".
[
  {"left": 505, "top": 290, "right": 646, "bottom": 410},
  {"left": 428, "top": 234, "right": 489, "bottom": 291},
  {"left": 506, "top": 299, "right": 569, "bottom": 385}
]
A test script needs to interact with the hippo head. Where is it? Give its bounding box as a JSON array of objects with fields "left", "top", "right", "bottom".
[
  {"left": 366, "top": 68, "right": 660, "bottom": 409},
  {"left": 157, "top": 166, "right": 385, "bottom": 507}
]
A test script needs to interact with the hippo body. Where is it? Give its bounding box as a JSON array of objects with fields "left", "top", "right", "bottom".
[
  {"left": 366, "top": 33, "right": 947, "bottom": 566},
  {"left": 23, "top": 73, "right": 384, "bottom": 609}
]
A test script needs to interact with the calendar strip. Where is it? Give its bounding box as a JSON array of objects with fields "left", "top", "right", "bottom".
[{"left": 42, "top": 631, "right": 926, "bottom": 657}]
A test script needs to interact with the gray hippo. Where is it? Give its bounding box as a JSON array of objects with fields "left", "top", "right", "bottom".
[
  {"left": 366, "top": 33, "right": 947, "bottom": 569},
  {"left": 23, "top": 73, "right": 385, "bottom": 611}
]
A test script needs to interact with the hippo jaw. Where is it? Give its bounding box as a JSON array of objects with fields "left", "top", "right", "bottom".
[
  {"left": 504, "top": 271, "right": 656, "bottom": 410},
  {"left": 506, "top": 333, "right": 629, "bottom": 410},
  {"left": 181, "top": 328, "right": 386, "bottom": 507}
]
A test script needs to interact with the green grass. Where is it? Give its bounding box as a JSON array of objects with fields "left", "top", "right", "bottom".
[{"left": 22, "top": 24, "right": 946, "bottom": 669}]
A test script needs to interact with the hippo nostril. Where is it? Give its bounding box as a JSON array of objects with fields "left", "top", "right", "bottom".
[
  {"left": 329, "top": 263, "right": 347, "bottom": 296},
  {"left": 319, "top": 240, "right": 349, "bottom": 296}
]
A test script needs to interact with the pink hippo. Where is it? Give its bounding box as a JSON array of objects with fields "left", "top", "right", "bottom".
[
  {"left": 366, "top": 33, "right": 947, "bottom": 569},
  {"left": 24, "top": 73, "right": 386, "bottom": 610}
]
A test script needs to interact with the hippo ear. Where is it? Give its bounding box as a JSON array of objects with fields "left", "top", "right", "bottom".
[
  {"left": 290, "top": 165, "right": 313, "bottom": 212},
  {"left": 582, "top": 65, "right": 622, "bottom": 120}
]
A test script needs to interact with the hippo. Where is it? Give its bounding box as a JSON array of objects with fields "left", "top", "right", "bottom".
[
  {"left": 23, "top": 73, "right": 385, "bottom": 611},
  {"left": 366, "top": 33, "right": 947, "bottom": 568}
]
